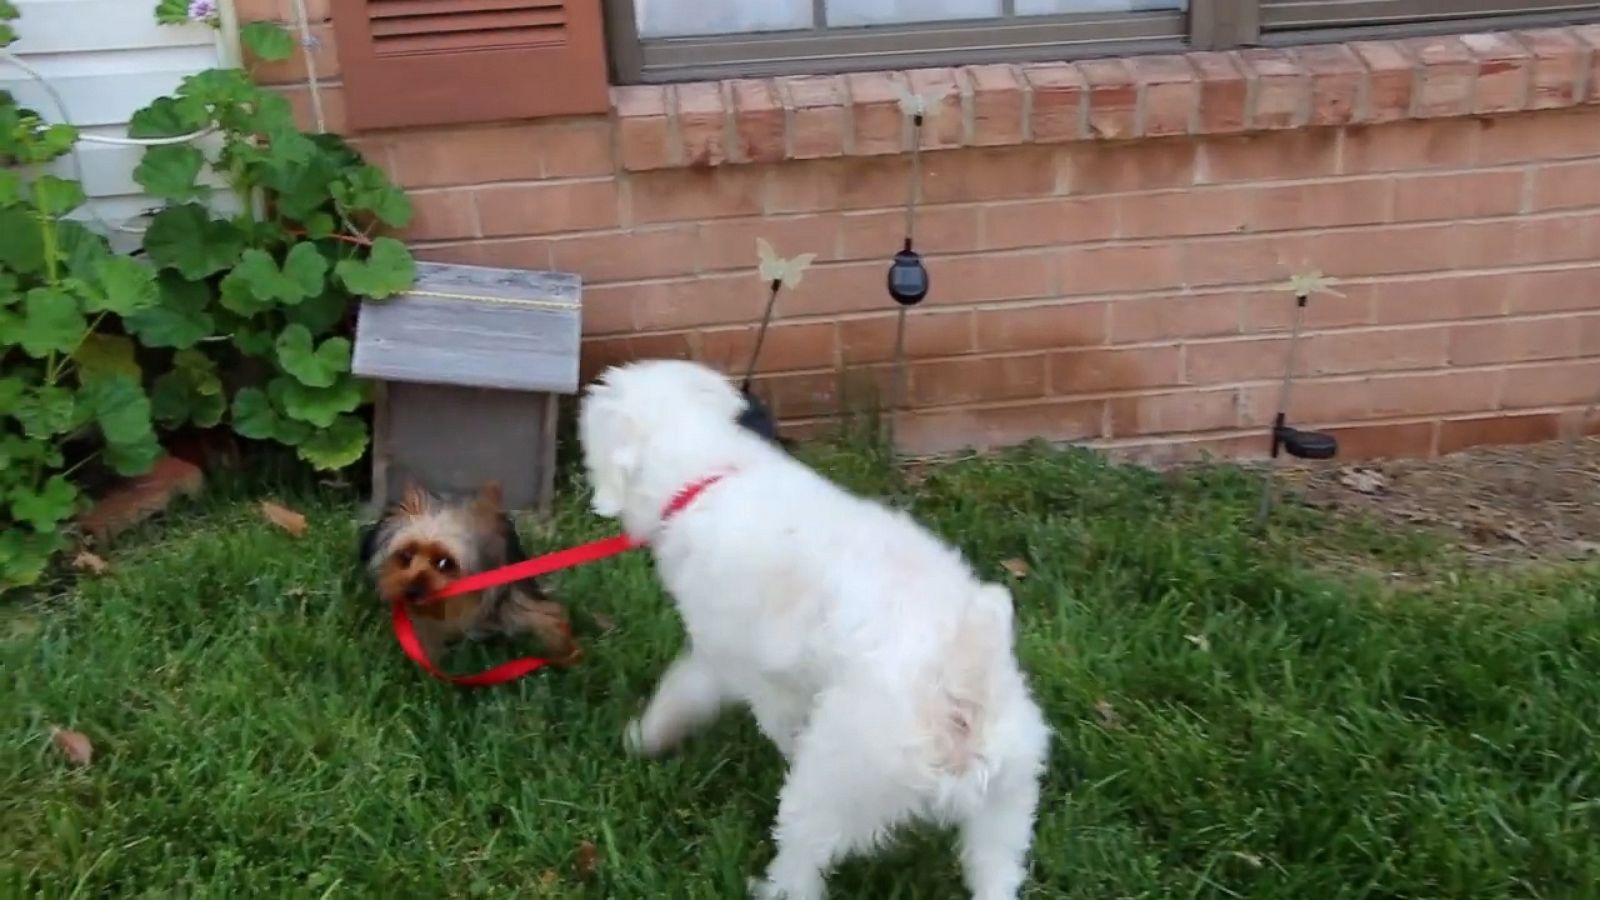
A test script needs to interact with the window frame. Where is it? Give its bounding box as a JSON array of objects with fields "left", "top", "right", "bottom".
[{"left": 603, "top": 0, "right": 1600, "bottom": 84}]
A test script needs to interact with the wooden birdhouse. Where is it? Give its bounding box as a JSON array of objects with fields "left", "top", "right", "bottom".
[{"left": 352, "top": 261, "right": 582, "bottom": 516}]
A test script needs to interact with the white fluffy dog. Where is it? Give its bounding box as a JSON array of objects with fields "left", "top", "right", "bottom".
[{"left": 579, "top": 359, "right": 1050, "bottom": 900}]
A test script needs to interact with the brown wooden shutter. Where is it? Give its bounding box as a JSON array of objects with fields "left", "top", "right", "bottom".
[{"left": 331, "top": 0, "right": 610, "bottom": 130}]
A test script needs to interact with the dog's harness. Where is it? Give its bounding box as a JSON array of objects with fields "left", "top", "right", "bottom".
[{"left": 392, "top": 472, "right": 730, "bottom": 687}]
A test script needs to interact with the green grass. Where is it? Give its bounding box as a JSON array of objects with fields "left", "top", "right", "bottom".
[{"left": 5, "top": 436, "right": 1600, "bottom": 898}]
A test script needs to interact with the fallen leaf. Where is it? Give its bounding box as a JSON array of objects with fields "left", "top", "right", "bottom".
[
  {"left": 260, "top": 500, "right": 307, "bottom": 537},
  {"left": 1497, "top": 525, "right": 1529, "bottom": 546},
  {"left": 574, "top": 839, "right": 600, "bottom": 879},
  {"left": 1093, "top": 700, "right": 1121, "bottom": 729},
  {"left": 1338, "top": 467, "right": 1388, "bottom": 495},
  {"left": 50, "top": 727, "right": 93, "bottom": 767},
  {"left": 1000, "top": 558, "right": 1030, "bottom": 579},
  {"left": 72, "top": 551, "right": 109, "bottom": 575},
  {"left": 1184, "top": 633, "right": 1211, "bottom": 652}
]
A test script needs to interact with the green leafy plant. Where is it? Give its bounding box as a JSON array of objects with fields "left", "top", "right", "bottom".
[
  {"left": 0, "top": 4, "right": 163, "bottom": 589},
  {"left": 128, "top": 14, "right": 416, "bottom": 472}
]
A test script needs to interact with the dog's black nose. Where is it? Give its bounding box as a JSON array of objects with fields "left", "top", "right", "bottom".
[{"left": 402, "top": 584, "right": 425, "bottom": 601}]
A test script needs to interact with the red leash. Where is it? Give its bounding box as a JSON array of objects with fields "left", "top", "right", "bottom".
[{"left": 391, "top": 473, "right": 728, "bottom": 687}]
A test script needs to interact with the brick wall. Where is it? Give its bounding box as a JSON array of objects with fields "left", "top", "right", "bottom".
[{"left": 242, "top": 0, "right": 1600, "bottom": 463}]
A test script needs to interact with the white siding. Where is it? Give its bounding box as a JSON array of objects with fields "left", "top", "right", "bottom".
[{"left": 2, "top": 0, "right": 234, "bottom": 247}]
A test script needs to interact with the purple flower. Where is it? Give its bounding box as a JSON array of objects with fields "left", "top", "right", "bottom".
[{"left": 187, "top": 0, "right": 217, "bottom": 22}]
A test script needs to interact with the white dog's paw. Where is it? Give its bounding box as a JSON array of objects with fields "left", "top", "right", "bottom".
[{"left": 623, "top": 718, "right": 647, "bottom": 756}]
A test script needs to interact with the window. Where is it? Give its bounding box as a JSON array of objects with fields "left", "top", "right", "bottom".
[{"left": 604, "top": 0, "right": 1600, "bottom": 83}]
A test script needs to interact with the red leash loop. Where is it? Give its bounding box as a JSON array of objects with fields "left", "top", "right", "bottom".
[{"left": 390, "top": 473, "right": 729, "bottom": 687}]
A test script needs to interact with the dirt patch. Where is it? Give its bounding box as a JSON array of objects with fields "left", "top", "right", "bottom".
[{"left": 1280, "top": 436, "right": 1600, "bottom": 566}]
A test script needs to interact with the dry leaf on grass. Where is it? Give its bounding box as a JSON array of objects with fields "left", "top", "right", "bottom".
[
  {"left": 574, "top": 840, "right": 600, "bottom": 879},
  {"left": 1185, "top": 633, "right": 1211, "bottom": 652},
  {"left": 1093, "top": 700, "right": 1121, "bottom": 729},
  {"left": 261, "top": 501, "right": 308, "bottom": 537},
  {"left": 1000, "top": 558, "right": 1030, "bottom": 579},
  {"left": 50, "top": 727, "right": 93, "bottom": 767},
  {"left": 73, "top": 551, "right": 109, "bottom": 575},
  {"left": 1338, "top": 467, "right": 1388, "bottom": 495}
]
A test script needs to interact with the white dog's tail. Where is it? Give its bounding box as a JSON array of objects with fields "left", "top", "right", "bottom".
[{"left": 924, "top": 583, "right": 1018, "bottom": 783}]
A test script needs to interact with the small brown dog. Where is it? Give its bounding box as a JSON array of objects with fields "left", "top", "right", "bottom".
[{"left": 359, "top": 481, "right": 580, "bottom": 666}]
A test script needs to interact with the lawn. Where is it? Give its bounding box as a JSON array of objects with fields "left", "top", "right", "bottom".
[{"left": 4, "top": 436, "right": 1600, "bottom": 898}]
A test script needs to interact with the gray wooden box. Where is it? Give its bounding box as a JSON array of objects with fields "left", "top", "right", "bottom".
[{"left": 351, "top": 262, "right": 582, "bottom": 516}]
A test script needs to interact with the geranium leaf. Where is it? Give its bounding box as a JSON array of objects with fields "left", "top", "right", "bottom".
[
  {"left": 296, "top": 413, "right": 367, "bottom": 470},
  {"left": 144, "top": 204, "right": 245, "bottom": 279},
  {"left": 334, "top": 237, "right": 414, "bottom": 299}
]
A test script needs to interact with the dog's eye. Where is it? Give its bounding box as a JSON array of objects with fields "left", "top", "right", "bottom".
[
  {"left": 397, "top": 551, "right": 413, "bottom": 566},
  {"left": 436, "top": 557, "right": 455, "bottom": 572}
]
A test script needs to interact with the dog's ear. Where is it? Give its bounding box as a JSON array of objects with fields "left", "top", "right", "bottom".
[
  {"left": 398, "top": 481, "right": 430, "bottom": 515},
  {"left": 471, "top": 481, "right": 504, "bottom": 519}
]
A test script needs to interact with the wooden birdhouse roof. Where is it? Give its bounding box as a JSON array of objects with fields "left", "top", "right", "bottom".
[{"left": 352, "top": 262, "right": 582, "bottom": 395}]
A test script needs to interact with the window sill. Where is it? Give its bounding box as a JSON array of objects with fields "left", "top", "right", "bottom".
[{"left": 609, "top": 26, "right": 1600, "bottom": 172}]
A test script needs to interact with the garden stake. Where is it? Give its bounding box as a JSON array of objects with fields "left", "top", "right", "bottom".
[
  {"left": 738, "top": 240, "right": 815, "bottom": 445},
  {"left": 1257, "top": 275, "right": 1340, "bottom": 526},
  {"left": 884, "top": 84, "right": 938, "bottom": 453}
]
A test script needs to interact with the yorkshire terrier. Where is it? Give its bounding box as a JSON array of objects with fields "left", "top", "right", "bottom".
[{"left": 358, "top": 481, "right": 581, "bottom": 667}]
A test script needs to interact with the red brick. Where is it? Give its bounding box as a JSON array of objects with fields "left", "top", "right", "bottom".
[
  {"left": 1517, "top": 29, "right": 1588, "bottom": 109},
  {"left": 776, "top": 261, "right": 898, "bottom": 318},
  {"left": 1577, "top": 25, "right": 1600, "bottom": 101},
  {"left": 907, "top": 68, "right": 965, "bottom": 149},
  {"left": 839, "top": 207, "right": 979, "bottom": 259},
  {"left": 1107, "top": 388, "right": 1241, "bottom": 437},
  {"left": 1407, "top": 36, "right": 1476, "bottom": 118},
  {"left": 839, "top": 311, "right": 975, "bottom": 364},
  {"left": 1186, "top": 336, "right": 1289, "bottom": 384},
  {"left": 700, "top": 215, "right": 840, "bottom": 272},
  {"left": 1182, "top": 234, "right": 1311, "bottom": 288},
  {"left": 1067, "top": 139, "right": 1197, "bottom": 193},
  {"left": 614, "top": 85, "right": 676, "bottom": 171},
  {"left": 600, "top": 274, "right": 753, "bottom": 332},
  {"left": 1509, "top": 266, "right": 1600, "bottom": 314},
  {"left": 402, "top": 191, "right": 478, "bottom": 241},
  {"left": 912, "top": 355, "right": 1047, "bottom": 407},
  {"left": 1240, "top": 284, "right": 1375, "bottom": 333},
  {"left": 699, "top": 322, "right": 836, "bottom": 374},
  {"left": 1502, "top": 359, "right": 1600, "bottom": 408},
  {"left": 1200, "top": 129, "right": 1338, "bottom": 183},
  {"left": 538, "top": 121, "right": 616, "bottom": 179},
  {"left": 1350, "top": 41, "right": 1416, "bottom": 124},
  {"left": 1448, "top": 318, "right": 1581, "bottom": 366},
  {"left": 1188, "top": 51, "right": 1248, "bottom": 134},
  {"left": 753, "top": 370, "right": 855, "bottom": 419},
  {"left": 279, "top": 83, "right": 346, "bottom": 134},
  {"left": 1059, "top": 242, "right": 1182, "bottom": 296},
  {"left": 982, "top": 196, "right": 1118, "bottom": 250},
  {"left": 1531, "top": 159, "right": 1600, "bottom": 211},
  {"left": 1459, "top": 32, "right": 1533, "bottom": 114},
  {"left": 581, "top": 332, "right": 696, "bottom": 381},
  {"left": 467, "top": 239, "right": 553, "bottom": 271},
  {"left": 1119, "top": 188, "right": 1249, "bottom": 239},
  {"left": 1391, "top": 170, "right": 1524, "bottom": 222},
  {"left": 974, "top": 302, "right": 1106, "bottom": 352},
  {"left": 1437, "top": 413, "right": 1562, "bottom": 455},
  {"left": 965, "top": 65, "right": 1026, "bottom": 147},
  {"left": 1342, "top": 118, "right": 1480, "bottom": 173},
  {"left": 1079, "top": 58, "right": 1139, "bottom": 140},
  {"left": 1022, "top": 63, "right": 1086, "bottom": 143},
  {"left": 728, "top": 79, "right": 786, "bottom": 164},
  {"left": 1308, "top": 223, "right": 1458, "bottom": 278},
  {"left": 767, "top": 156, "right": 910, "bottom": 214},
  {"left": 1371, "top": 273, "right": 1511, "bottom": 324},
  {"left": 1292, "top": 43, "right": 1363, "bottom": 126},
  {"left": 1053, "top": 345, "right": 1182, "bottom": 393},
  {"left": 896, "top": 400, "right": 1106, "bottom": 454},
  {"left": 928, "top": 252, "right": 1056, "bottom": 305},
  {"left": 1322, "top": 421, "right": 1438, "bottom": 460},
  {"left": 1369, "top": 369, "right": 1501, "bottom": 418},
  {"left": 1242, "top": 179, "right": 1390, "bottom": 232},
  {"left": 921, "top": 146, "right": 1057, "bottom": 204},
  {"left": 1128, "top": 55, "right": 1197, "bottom": 138},
  {"left": 547, "top": 227, "right": 698, "bottom": 284},
  {"left": 1239, "top": 49, "right": 1308, "bottom": 130},
  {"left": 1109, "top": 433, "right": 1265, "bottom": 466},
  {"left": 248, "top": 22, "right": 337, "bottom": 85},
  {"left": 578, "top": 282, "right": 640, "bottom": 335},
  {"left": 386, "top": 122, "right": 607, "bottom": 189},
  {"left": 412, "top": 242, "right": 488, "bottom": 267},
  {"left": 675, "top": 82, "right": 730, "bottom": 167},
  {"left": 1477, "top": 107, "right": 1600, "bottom": 164},
  {"left": 1110, "top": 294, "right": 1239, "bottom": 343},
  {"left": 780, "top": 75, "right": 848, "bottom": 160},
  {"left": 846, "top": 71, "right": 908, "bottom": 156},
  {"left": 476, "top": 180, "right": 618, "bottom": 237},
  {"left": 79, "top": 456, "right": 204, "bottom": 543},
  {"left": 1302, "top": 327, "right": 1449, "bottom": 376},
  {"left": 628, "top": 166, "right": 764, "bottom": 224},
  {"left": 1264, "top": 377, "right": 1370, "bottom": 423},
  {"left": 1450, "top": 215, "right": 1594, "bottom": 269},
  {"left": 234, "top": 0, "right": 329, "bottom": 21}
]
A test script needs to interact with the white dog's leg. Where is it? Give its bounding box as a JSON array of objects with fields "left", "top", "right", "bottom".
[
  {"left": 957, "top": 767, "right": 1041, "bottom": 900},
  {"left": 626, "top": 652, "right": 727, "bottom": 758},
  {"left": 744, "top": 683, "right": 811, "bottom": 762}
]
